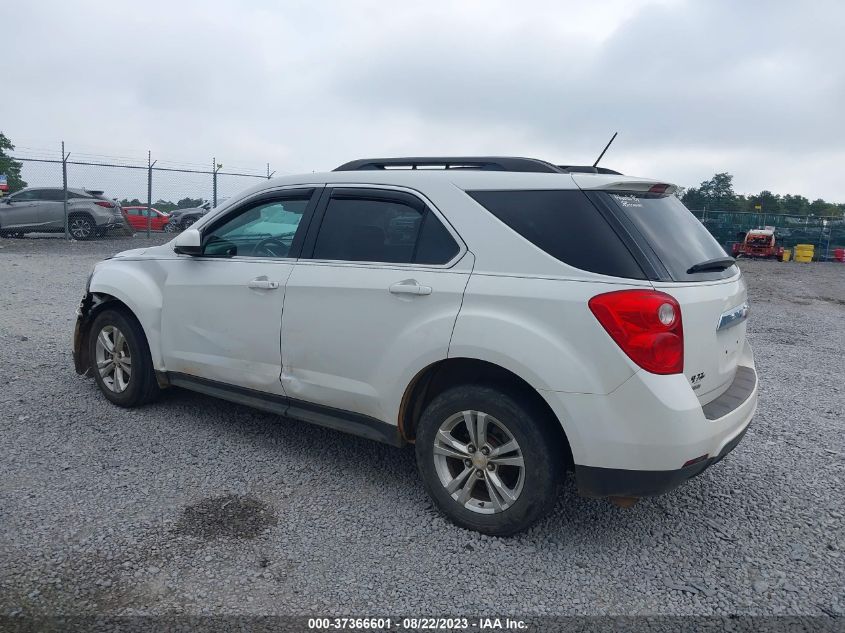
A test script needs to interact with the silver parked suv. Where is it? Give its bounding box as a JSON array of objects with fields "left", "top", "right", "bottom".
[{"left": 0, "top": 187, "right": 126, "bottom": 239}]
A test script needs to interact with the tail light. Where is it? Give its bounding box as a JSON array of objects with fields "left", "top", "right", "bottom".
[
  {"left": 588, "top": 289, "right": 684, "bottom": 375},
  {"left": 94, "top": 200, "right": 115, "bottom": 208}
]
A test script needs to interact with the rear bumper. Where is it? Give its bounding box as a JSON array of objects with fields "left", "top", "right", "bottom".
[
  {"left": 575, "top": 421, "right": 750, "bottom": 497},
  {"left": 541, "top": 340, "right": 758, "bottom": 498}
]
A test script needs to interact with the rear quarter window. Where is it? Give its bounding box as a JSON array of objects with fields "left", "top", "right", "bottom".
[{"left": 467, "top": 189, "right": 646, "bottom": 279}]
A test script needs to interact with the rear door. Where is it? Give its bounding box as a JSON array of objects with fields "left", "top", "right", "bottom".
[
  {"left": 280, "top": 186, "right": 471, "bottom": 423},
  {"left": 589, "top": 189, "right": 748, "bottom": 403},
  {"left": 38, "top": 189, "right": 67, "bottom": 229}
]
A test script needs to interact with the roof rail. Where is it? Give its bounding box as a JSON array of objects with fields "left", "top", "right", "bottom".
[
  {"left": 334, "top": 157, "right": 564, "bottom": 173},
  {"left": 557, "top": 165, "right": 623, "bottom": 175}
]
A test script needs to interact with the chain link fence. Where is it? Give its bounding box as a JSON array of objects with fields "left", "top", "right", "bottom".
[
  {"left": 691, "top": 209, "right": 845, "bottom": 261},
  {"left": 3, "top": 144, "right": 273, "bottom": 239},
  {"left": 5, "top": 148, "right": 844, "bottom": 259}
]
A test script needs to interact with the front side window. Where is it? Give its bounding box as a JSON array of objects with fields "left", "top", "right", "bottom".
[
  {"left": 9, "top": 190, "right": 42, "bottom": 202},
  {"left": 311, "top": 193, "right": 459, "bottom": 264},
  {"left": 202, "top": 195, "right": 310, "bottom": 258}
]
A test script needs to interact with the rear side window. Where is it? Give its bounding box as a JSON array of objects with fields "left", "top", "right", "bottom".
[
  {"left": 41, "top": 190, "right": 65, "bottom": 201},
  {"left": 601, "top": 192, "right": 736, "bottom": 281},
  {"left": 311, "top": 194, "right": 459, "bottom": 265},
  {"left": 468, "top": 189, "right": 645, "bottom": 279}
]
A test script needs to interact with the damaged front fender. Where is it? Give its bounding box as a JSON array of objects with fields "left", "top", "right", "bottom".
[{"left": 72, "top": 292, "right": 96, "bottom": 376}]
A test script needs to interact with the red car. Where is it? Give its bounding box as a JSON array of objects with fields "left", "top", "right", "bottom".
[{"left": 122, "top": 206, "right": 171, "bottom": 232}]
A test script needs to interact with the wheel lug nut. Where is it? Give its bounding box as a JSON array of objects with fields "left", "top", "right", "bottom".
[
  {"left": 487, "top": 463, "right": 495, "bottom": 471},
  {"left": 467, "top": 445, "right": 475, "bottom": 453},
  {"left": 481, "top": 447, "right": 490, "bottom": 456},
  {"left": 464, "top": 459, "right": 472, "bottom": 468},
  {"left": 476, "top": 470, "right": 485, "bottom": 478}
]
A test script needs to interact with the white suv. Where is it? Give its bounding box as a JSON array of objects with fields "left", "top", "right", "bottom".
[{"left": 73, "top": 157, "right": 758, "bottom": 535}]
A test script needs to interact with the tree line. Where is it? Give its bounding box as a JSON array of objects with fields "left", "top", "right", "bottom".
[{"left": 680, "top": 172, "right": 844, "bottom": 218}]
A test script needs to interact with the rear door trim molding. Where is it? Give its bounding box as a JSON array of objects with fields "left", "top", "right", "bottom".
[{"left": 167, "top": 372, "right": 404, "bottom": 446}]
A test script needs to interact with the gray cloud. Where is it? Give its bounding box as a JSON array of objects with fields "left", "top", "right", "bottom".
[{"left": 3, "top": 0, "right": 843, "bottom": 199}]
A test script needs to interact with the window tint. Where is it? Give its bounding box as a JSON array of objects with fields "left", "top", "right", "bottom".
[
  {"left": 602, "top": 192, "right": 736, "bottom": 281},
  {"left": 468, "top": 189, "right": 645, "bottom": 279},
  {"left": 202, "top": 196, "right": 310, "bottom": 258},
  {"left": 416, "top": 212, "right": 460, "bottom": 264},
  {"left": 312, "top": 194, "right": 459, "bottom": 264},
  {"left": 11, "top": 190, "right": 41, "bottom": 201},
  {"left": 41, "top": 190, "right": 65, "bottom": 201}
]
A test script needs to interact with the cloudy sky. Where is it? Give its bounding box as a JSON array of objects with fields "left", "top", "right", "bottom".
[{"left": 4, "top": 0, "right": 844, "bottom": 200}]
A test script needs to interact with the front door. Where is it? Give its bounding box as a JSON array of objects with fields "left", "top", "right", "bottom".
[
  {"left": 0, "top": 189, "right": 42, "bottom": 229},
  {"left": 280, "top": 186, "right": 472, "bottom": 423},
  {"left": 161, "top": 187, "right": 320, "bottom": 394}
]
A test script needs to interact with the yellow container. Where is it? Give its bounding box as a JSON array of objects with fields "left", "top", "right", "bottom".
[
  {"left": 794, "top": 244, "right": 815, "bottom": 253},
  {"left": 794, "top": 254, "right": 813, "bottom": 263},
  {"left": 782, "top": 249, "right": 792, "bottom": 262}
]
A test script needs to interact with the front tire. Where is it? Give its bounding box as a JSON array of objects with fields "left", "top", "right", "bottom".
[
  {"left": 88, "top": 309, "right": 160, "bottom": 407},
  {"left": 415, "top": 385, "right": 562, "bottom": 536}
]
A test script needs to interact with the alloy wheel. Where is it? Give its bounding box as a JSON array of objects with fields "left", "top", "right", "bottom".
[
  {"left": 69, "top": 217, "right": 93, "bottom": 239},
  {"left": 94, "top": 324, "right": 132, "bottom": 393},
  {"left": 433, "top": 410, "right": 525, "bottom": 514}
]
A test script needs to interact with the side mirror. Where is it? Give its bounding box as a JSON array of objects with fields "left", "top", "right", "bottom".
[{"left": 173, "top": 228, "right": 203, "bottom": 255}]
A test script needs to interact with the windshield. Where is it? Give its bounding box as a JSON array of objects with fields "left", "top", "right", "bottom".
[{"left": 602, "top": 192, "right": 737, "bottom": 282}]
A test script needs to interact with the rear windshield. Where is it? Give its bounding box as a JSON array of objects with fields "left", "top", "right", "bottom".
[
  {"left": 601, "top": 192, "right": 736, "bottom": 281},
  {"left": 467, "top": 189, "right": 646, "bottom": 279}
]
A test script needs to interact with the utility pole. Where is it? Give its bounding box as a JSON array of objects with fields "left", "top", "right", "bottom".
[
  {"left": 213, "top": 157, "right": 219, "bottom": 207},
  {"left": 62, "top": 141, "right": 70, "bottom": 240},
  {"left": 147, "top": 151, "right": 157, "bottom": 239}
]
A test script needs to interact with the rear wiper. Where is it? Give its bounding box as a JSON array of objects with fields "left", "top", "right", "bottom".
[{"left": 687, "top": 256, "right": 736, "bottom": 274}]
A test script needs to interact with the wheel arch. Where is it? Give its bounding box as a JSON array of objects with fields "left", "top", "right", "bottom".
[
  {"left": 398, "top": 357, "right": 574, "bottom": 469},
  {"left": 78, "top": 267, "right": 164, "bottom": 374}
]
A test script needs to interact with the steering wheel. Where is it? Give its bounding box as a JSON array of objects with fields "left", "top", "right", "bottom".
[{"left": 254, "top": 235, "right": 291, "bottom": 258}]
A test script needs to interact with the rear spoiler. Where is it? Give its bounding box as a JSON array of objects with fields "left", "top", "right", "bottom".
[{"left": 570, "top": 174, "right": 679, "bottom": 195}]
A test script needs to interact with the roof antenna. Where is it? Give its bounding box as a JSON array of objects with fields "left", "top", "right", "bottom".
[{"left": 593, "top": 132, "right": 618, "bottom": 168}]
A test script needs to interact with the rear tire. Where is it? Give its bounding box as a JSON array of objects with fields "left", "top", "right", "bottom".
[
  {"left": 88, "top": 309, "right": 160, "bottom": 407},
  {"left": 68, "top": 214, "right": 96, "bottom": 240},
  {"left": 415, "top": 384, "right": 562, "bottom": 536}
]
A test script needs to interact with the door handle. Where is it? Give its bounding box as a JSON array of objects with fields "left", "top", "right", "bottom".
[
  {"left": 248, "top": 277, "right": 280, "bottom": 290},
  {"left": 389, "top": 280, "right": 432, "bottom": 296}
]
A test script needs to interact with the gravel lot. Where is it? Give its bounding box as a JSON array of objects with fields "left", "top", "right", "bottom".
[{"left": 0, "top": 235, "right": 843, "bottom": 618}]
